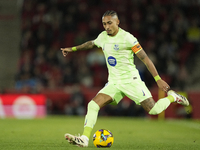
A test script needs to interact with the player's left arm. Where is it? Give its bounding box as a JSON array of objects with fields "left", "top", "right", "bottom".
[{"left": 136, "top": 49, "right": 170, "bottom": 92}]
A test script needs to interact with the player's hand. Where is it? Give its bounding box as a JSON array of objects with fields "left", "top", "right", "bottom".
[
  {"left": 156, "top": 79, "right": 170, "bottom": 93},
  {"left": 60, "top": 48, "right": 73, "bottom": 57}
]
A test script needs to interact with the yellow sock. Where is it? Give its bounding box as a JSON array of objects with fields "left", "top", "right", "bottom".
[
  {"left": 82, "top": 101, "right": 100, "bottom": 139},
  {"left": 167, "top": 95, "right": 175, "bottom": 103},
  {"left": 82, "top": 126, "right": 93, "bottom": 139}
]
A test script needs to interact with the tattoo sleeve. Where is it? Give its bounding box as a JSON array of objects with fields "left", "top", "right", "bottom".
[
  {"left": 140, "top": 98, "right": 156, "bottom": 112},
  {"left": 76, "top": 40, "right": 97, "bottom": 51}
]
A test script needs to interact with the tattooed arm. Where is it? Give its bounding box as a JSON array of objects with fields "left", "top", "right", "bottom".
[
  {"left": 60, "top": 40, "right": 97, "bottom": 57},
  {"left": 75, "top": 40, "right": 97, "bottom": 51},
  {"left": 136, "top": 49, "right": 170, "bottom": 92}
]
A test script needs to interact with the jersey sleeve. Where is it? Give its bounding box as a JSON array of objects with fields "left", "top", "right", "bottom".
[
  {"left": 126, "top": 33, "right": 143, "bottom": 54},
  {"left": 93, "top": 31, "right": 104, "bottom": 48}
]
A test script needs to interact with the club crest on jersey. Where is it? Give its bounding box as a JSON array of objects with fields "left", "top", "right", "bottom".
[
  {"left": 114, "top": 44, "right": 119, "bottom": 51},
  {"left": 107, "top": 56, "right": 117, "bottom": 66}
]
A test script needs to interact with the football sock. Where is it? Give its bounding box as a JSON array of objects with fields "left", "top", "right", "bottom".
[
  {"left": 149, "top": 97, "right": 170, "bottom": 115},
  {"left": 82, "top": 100, "right": 100, "bottom": 139},
  {"left": 167, "top": 95, "right": 175, "bottom": 103},
  {"left": 82, "top": 126, "right": 93, "bottom": 139}
]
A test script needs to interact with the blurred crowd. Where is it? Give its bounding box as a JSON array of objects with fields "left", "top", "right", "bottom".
[{"left": 16, "top": 0, "right": 200, "bottom": 93}]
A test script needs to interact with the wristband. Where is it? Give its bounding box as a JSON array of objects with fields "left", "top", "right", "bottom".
[
  {"left": 72, "top": 47, "right": 77, "bottom": 51},
  {"left": 154, "top": 75, "right": 161, "bottom": 82}
]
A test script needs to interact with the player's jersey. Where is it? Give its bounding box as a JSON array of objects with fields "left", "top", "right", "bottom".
[{"left": 94, "top": 28, "right": 142, "bottom": 84}]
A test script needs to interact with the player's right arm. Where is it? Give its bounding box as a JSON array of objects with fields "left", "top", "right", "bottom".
[
  {"left": 136, "top": 49, "right": 170, "bottom": 92},
  {"left": 60, "top": 40, "right": 97, "bottom": 57}
]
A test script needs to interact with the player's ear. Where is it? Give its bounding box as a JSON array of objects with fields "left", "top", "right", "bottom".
[{"left": 117, "top": 19, "right": 120, "bottom": 25}]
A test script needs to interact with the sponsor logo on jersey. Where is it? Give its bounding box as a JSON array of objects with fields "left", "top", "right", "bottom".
[
  {"left": 107, "top": 56, "right": 117, "bottom": 66},
  {"left": 114, "top": 44, "right": 119, "bottom": 50}
]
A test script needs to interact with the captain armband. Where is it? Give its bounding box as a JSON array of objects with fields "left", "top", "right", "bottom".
[{"left": 131, "top": 43, "right": 143, "bottom": 54}]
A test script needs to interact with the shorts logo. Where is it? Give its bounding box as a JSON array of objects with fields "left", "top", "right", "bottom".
[
  {"left": 107, "top": 56, "right": 117, "bottom": 66},
  {"left": 142, "top": 90, "right": 145, "bottom": 96},
  {"left": 84, "top": 119, "right": 87, "bottom": 126},
  {"left": 114, "top": 44, "right": 119, "bottom": 51}
]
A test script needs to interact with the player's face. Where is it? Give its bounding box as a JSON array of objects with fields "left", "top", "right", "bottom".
[{"left": 102, "top": 15, "right": 119, "bottom": 36}]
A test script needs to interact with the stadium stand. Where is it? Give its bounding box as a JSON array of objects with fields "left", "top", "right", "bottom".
[
  {"left": 12, "top": 0, "right": 200, "bottom": 116},
  {"left": 16, "top": 0, "right": 200, "bottom": 93}
]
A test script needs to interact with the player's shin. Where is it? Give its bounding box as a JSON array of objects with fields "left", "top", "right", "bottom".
[
  {"left": 149, "top": 98, "right": 171, "bottom": 115},
  {"left": 82, "top": 100, "right": 100, "bottom": 139}
]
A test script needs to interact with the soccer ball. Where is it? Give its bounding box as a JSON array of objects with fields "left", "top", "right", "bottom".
[{"left": 93, "top": 129, "right": 114, "bottom": 148}]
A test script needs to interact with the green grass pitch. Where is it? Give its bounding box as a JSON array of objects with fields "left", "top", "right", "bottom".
[{"left": 0, "top": 116, "right": 200, "bottom": 150}]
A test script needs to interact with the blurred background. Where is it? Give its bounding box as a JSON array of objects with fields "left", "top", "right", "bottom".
[{"left": 0, "top": 0, "right": 199, "bottom": 119}]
